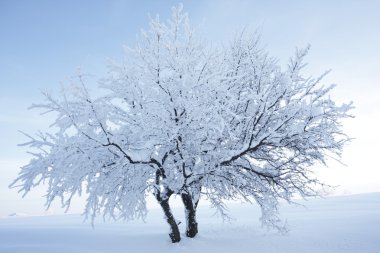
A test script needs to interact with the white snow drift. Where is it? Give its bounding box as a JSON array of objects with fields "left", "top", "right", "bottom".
[{"left": 0, "top": 192, "right": 379, "bottom": 253}]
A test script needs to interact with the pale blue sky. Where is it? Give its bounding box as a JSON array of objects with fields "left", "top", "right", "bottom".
[{"left": 1, "top": 0, "right": 380, "bottom": 216}]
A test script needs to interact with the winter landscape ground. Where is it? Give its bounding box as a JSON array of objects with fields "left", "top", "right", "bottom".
[{"left": 0, "top": 192, "right": 379, "bottom": 253}]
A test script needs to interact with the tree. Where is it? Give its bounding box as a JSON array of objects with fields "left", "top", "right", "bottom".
[{"left": 10, "top": 5, "right": 352, "bottom": 243}]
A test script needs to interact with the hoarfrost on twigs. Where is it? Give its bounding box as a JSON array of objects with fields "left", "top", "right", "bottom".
[{"left": 10, "top": 5, "right": 353, "bottom": 242}]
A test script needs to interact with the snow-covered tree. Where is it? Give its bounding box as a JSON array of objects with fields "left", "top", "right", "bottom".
[{"left": 10, "top": 5, "right": 352, "bottom": 243}]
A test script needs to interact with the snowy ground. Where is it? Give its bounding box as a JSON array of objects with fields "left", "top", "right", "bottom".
[{"left": 0, "top": 192, "right": 379, "bottom": 253}]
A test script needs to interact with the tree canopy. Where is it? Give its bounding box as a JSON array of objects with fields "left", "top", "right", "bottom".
[{"left": 11, "top": 5, "right": 352, "bottom": 243}]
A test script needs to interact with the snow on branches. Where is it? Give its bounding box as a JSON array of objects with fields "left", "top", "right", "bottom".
[{"left": 10, "top": 5, "right": 353, "bottom": 242}]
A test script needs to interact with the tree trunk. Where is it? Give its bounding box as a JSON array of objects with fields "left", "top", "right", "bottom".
[
  {"left": 157, "top": 196, "right": 181, "bottom": 243},
  {"left": 181, "top": 193, "right": 199, "bottom": 238}
]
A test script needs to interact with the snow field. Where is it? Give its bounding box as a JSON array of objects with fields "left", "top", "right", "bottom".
[{"left": 0, "top": 192, "right": 379, "bottom": 253}]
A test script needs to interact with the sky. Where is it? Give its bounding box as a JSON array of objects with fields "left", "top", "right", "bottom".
[{"left": 0, "top": 0, "right": 379, "bottom": 216}]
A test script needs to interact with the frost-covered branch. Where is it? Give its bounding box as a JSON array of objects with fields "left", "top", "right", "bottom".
[{"left": 11, "top": 4, "right": 352, "bottom": 242}]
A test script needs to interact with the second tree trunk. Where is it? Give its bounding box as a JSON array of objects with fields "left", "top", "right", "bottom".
[{"left": 181, "top": 193, "right": 198, "bottom": 238}]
